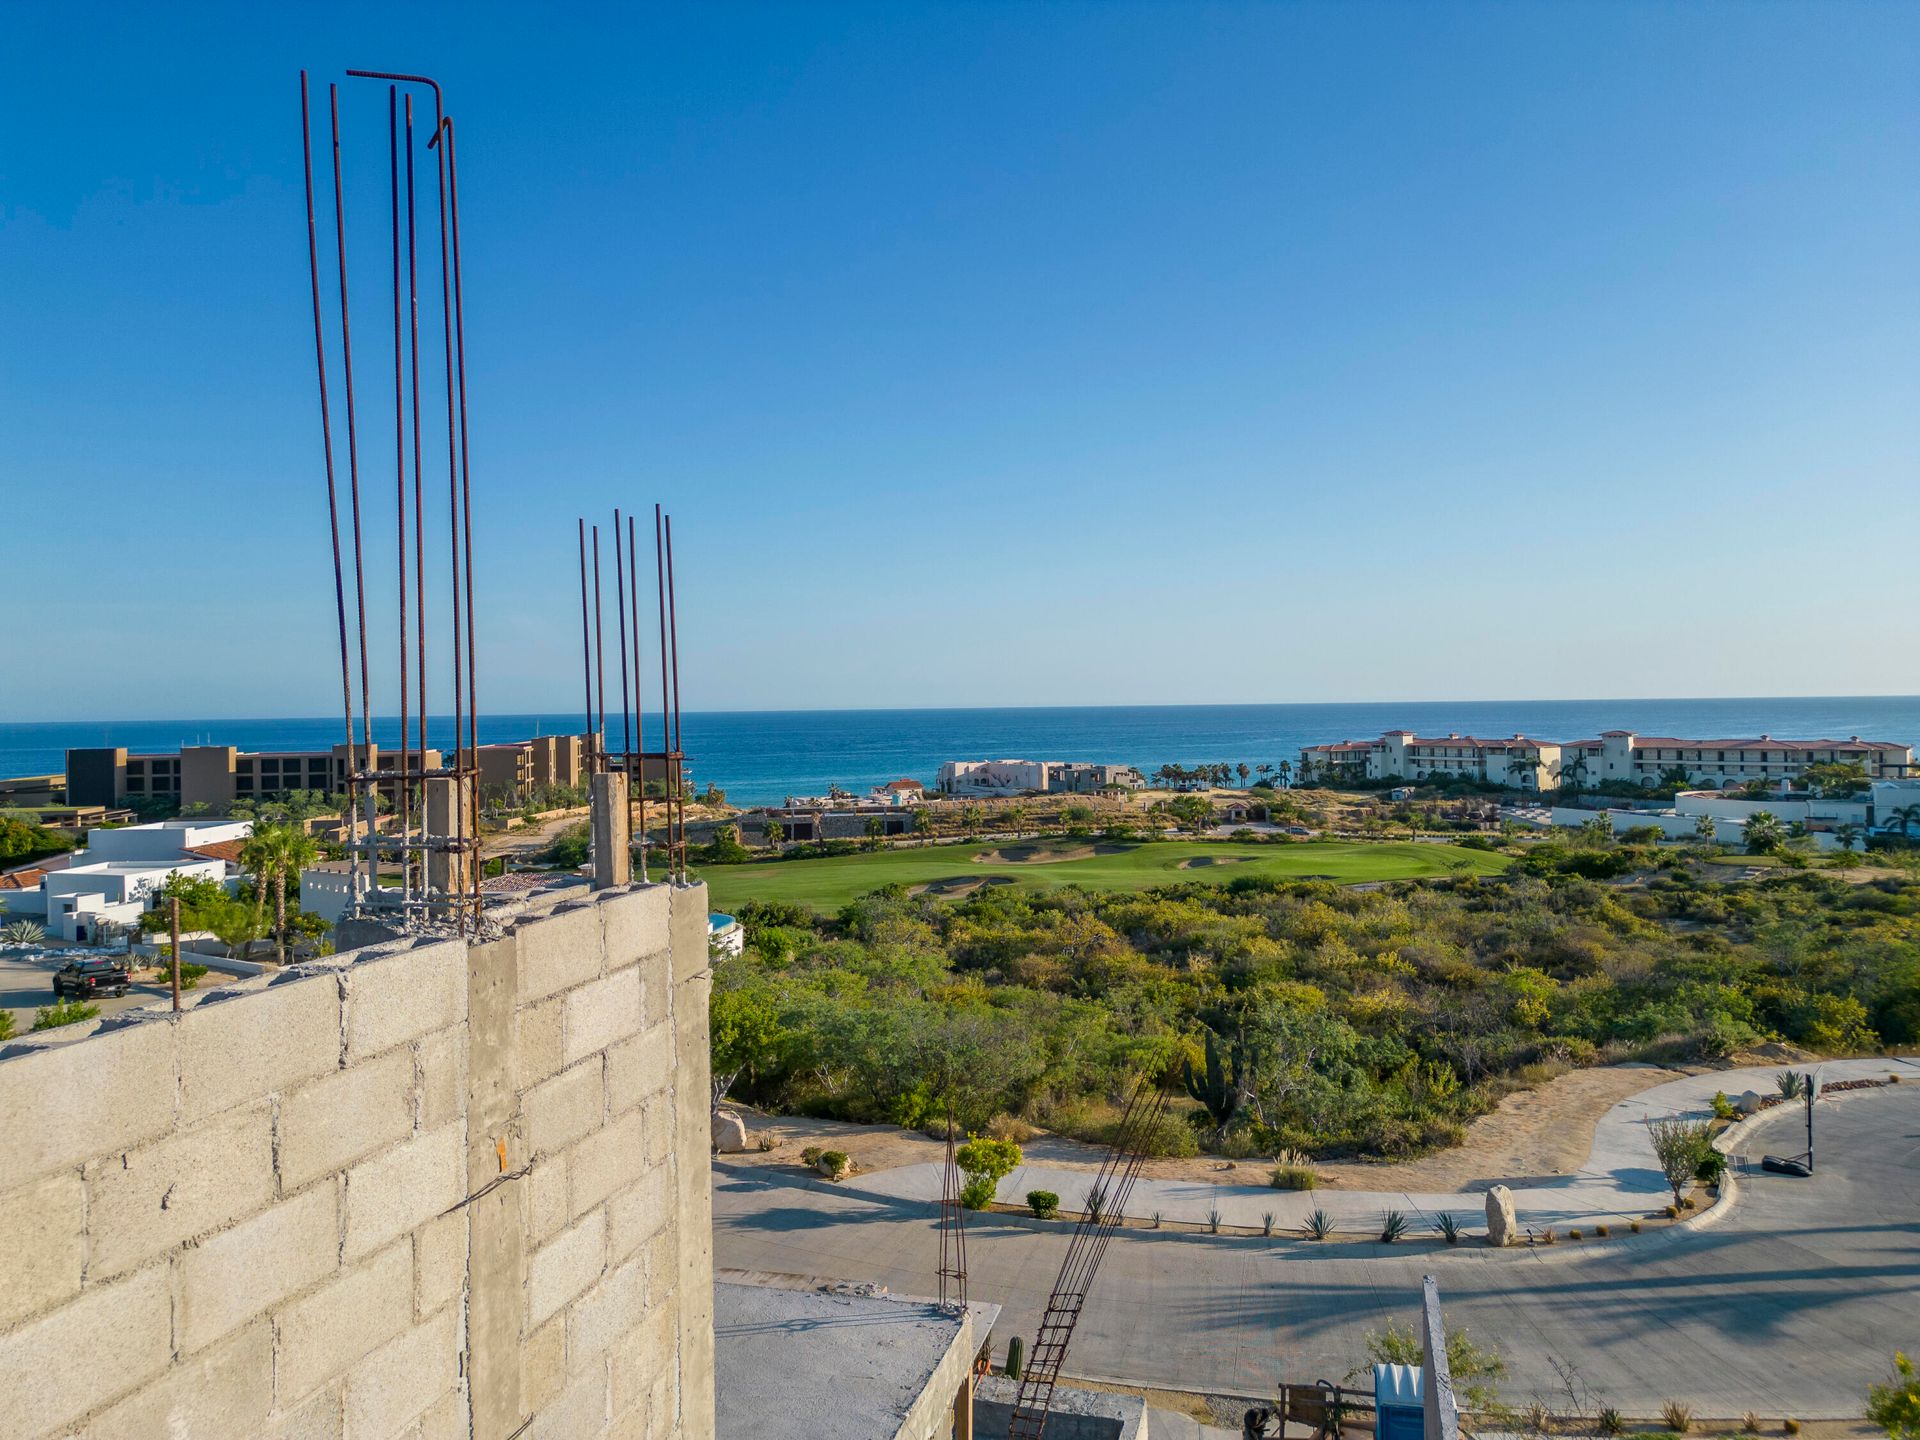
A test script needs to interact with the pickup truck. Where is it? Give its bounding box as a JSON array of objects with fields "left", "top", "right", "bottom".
[{"left": 51, "top": 959, "right": 133, "bottom": 1000}]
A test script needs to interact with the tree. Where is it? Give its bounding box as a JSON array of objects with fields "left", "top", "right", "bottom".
[
  {"left": 911, "top": 808, "right": 935, "bottom": 838},
  {"left": 1890, "top": 804, "right": 1920, "bottom": 839},
  {"left": 763, "top": 819, "right": 785, "bottom": 850},
  {"left": 137, "top": 872, "right": 230, "bottom": 934},
  {"left": 1561, "top": 755, "right": 1589, "bottom": 794},
  {"left": 1867, "top": 1352, "right": 1920, "bottom": 1440},
  {"left": 1236, "top": 763, "right": 1251, "bottom": 788},
  {"left": 710, "top": 986, "right": 788, "bottom": 1105},
  {"left": 1168, "top": 795, "right": 1213, "bottom": 832},
  {"left": 1183, "top": 1030, "right": 1248, "bottom": 1136},
  {"left": 1352, "top": 1320, "right": 1507, "bottom": 1415},
  {"left": 1506, "top": 756, "right": 1535, "bottom": 787},
  {"left": 959, "top": 805, "right": 985, "bottom": 838},
  {"left": 864, "top": 817, "right": 886, "bottom": 842},
  {"left": 1804, "top": 762, "right": 1870, "bottom": 799},
  {"left": 1744, "top": 810, "right": 1787, "bottom": 854},
  {"left": 1004, "top": 804, "right": 1028, "bottom": 838},
  {"left": 256, "top": 824, "right": 320, "bottom": 964},
  {"left": 1692, "top": 813, "right": 1716, "bottom": 844},
  {"left": 1835, "top": 823, "right": 1864, "bottom": 853},
  {"left": 954, "top": 1136, "right": 1022, "bottom": 1210},
  {"left": 1646, "top": 1116, "right": 1714, "bottom": 1206}
]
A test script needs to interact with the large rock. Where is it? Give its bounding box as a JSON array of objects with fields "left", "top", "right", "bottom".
[
  {"left": 1485, "top": 1185, "right": 1518, "bottom": 1247},
  {"left": 712, "top": 1109, "right": 749, "bottom": 1153},
  {"left": 1735, "top": 1089, "right": 1765, "bottom": 1117}
]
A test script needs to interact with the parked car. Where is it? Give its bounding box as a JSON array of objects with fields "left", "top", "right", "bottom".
[{"left": 51, "top": 959, "right": 132, "bottom": 1000}]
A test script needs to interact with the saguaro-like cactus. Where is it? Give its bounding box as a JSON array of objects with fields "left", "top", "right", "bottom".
[
  {"left": 1183, "top": 1029, "right": 1246, "bottom": 1132},
  {"left": 1005, "top": 1336, "right": 1024, "bottom": 1380}
]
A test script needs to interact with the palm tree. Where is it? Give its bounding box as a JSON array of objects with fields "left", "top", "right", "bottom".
[
  {"left": 1236, "top": 763, "right": 1251, "bottom": 788},
  {"left": 260, "top": 825, "right": 319, "bottom": 964},
  {"left": 239, "top": 826, "right": 278, "bottom": 910},
  {"left": 1743, "top": 810, "right": 1786, "bottom": 855},
  {"left": 1834, "top": 823, "right": 1863, "bottom": 853},
  {"left": 1561, "top": 755, "right": 1589, "bottom": 794},
  {"left": 1889, "top": 804, "right": 1920, "bottom": 839},
  {"left": 911, "top": 808, "right": 934, "bottom": 838},
  {"left": 1274, "top": 760, "right": 1293, "bottom": 788},
  {"left": 1505, "top": 756, "right": 1535, "bottom": 788},
  {"left": 1693, "top": 813, "right": 1716, "bottom": 844}
]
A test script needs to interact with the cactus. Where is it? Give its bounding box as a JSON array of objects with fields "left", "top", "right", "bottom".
[
  {"left": 1006, "top": 1336, "right": 1024, "bottom": 1381},
  {"left": 1183, "top": 1029, "right": 1246, "bottom": 1132}
]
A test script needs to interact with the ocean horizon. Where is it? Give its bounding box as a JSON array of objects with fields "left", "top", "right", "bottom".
[{"left": 5, "top": 697, "right": 1918, "bottom": 807}]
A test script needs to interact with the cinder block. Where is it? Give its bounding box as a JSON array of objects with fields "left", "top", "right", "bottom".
[
  {"left": 516, "top": 996, "right": 565, "bottom": 1090},
  {"left": 275, "top": 1241, "right": 414, "bottom": 1405},
  {"left": 570, "top": 1107, "right": 645, "bottom": 1220},
  {"left": 341, "top": 1305, "right": 460, "bottom": 1440},
  {"left": 87, "top": 1101, "right": 274, "bottom": 1280},
  {"left": 564, "top": 967, "right": 643, "bottom": 1067},
  {"left": 0, "top": 1265, "right": 171, "bottom": 1437},
  {"left": 600, "top": 884, "right": 670, "bottom": 972},
  {"left": 640, "top": 947, "right": 670, "bottom": 1029},
  {"left": 0, "top": 1017, "right": 175, "bottom": 1188},
  {"left": 343, "top": 1122, "right": 464, "bottom": 1261},
  {"left": 523, "top": 1060, "right": 604, "bottom": 1158},
  {"left": 279, "top": 1048, "right": 415, "bottom": 1192},
  {"left": 646, "top": 1364, "right": 678, "bottom": 1440},
  {"left": 415, "top": 1026, "right": 467, "bottom": 1132},
  {"left": 347, "top": 940, "right": 467, "bottom": 1061},
  {"left": 257, "top": 1382, "right": 346, "bottom": 1440},
  {"left": 640, "top": 1093, "right": 674, "bottom": 1168},
  {"left": 180, "top": 1184, "right": 338, "bottom": 1353},
  {"left": 403, "top": 1383, "right": 471, "bottom": 1440},
  {"left": 606, "top": 1163, "right": 672, "bottom": 1266},
  {"left": 180, "top": 974, "right": 341, "bottom": 1123},
  {"left": 643, "top": 1220, "right": 679, "bottom": 1309},
  {"left": 521, "top": 1314, "right": 567, "bottom": 1416},
  {"left": 608, "top": 1302, "right": 676, "bottom": 1414},
  {"left": 0, "top": 1171, "right": 83, "bottom": 1329},
  {"left": 523, "top": 1362, "right": 608, "bottom": 1440},
  {"left": 527, "top": 1206, "right": 606, "bottom": 1329},
  {"left": 515, "top": 902, "right": 605, "bottom": 1003},
  {"left": 668, "top": 882, "right": 711, "bottom": 985},
  {"left": 87, "top": 1319, "right": 274, "bottom": 1440},
  {"left": 529, "top": 1153, "right": 570, "bottom": 1246},
  {"left": 415, "top": 1208, "right": 468, "bottom": 1319},
  {"left": 568, "top": 1253, "right": 647, "bottom": 1364},
  {"left": 606, "top": 1022, "right": 671, "bottom": 1115}
]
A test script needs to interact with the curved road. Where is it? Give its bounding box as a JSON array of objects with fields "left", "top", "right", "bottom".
[{"left": 713, "top": 1081, "right": 1920, "bottom": 1418}]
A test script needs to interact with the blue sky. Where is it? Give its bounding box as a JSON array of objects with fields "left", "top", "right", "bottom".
[{"left": 2, "top": 2, "right": 1916, "bottom": 720}]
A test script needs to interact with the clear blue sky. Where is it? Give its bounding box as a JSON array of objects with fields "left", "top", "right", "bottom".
[{"left": 3, "top": 2, "right": 1915, "bottom": 720}]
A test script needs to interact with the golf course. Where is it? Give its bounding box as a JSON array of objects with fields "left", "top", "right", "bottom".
[{"left": 696, "top": 836, "right": 1511, "bottom": 912}]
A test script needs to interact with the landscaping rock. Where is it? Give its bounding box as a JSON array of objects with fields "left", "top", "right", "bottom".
[
  {"left": 1486, "top": 1184, "right": 1518, "bottom": 1247},
  {"left": 1736, "top": 1089, "right": 1765, "bottom": 1116},
  {"left": 712, "top": 1109, "right": 750, "bottom": 1153}
]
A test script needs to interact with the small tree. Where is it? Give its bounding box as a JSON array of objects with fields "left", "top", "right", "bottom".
[
  {"left": 954, "top": 1136, "right": 1022, "bottom": 1210},
  {"left": 1744, "top": 810, "right": 1786, "bottom": 854},
  {"left": 1646, "top": 1116, "right": 1714, "bottom": 1206},
  {"left": 1867, "top": 1352, "right": 1920, "bottom": 1440}
]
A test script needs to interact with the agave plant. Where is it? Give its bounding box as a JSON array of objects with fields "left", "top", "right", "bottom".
[
  {"left": 1775, "top": 1070, "right": 1802, "bottom": 1099},
  {"left": 1379, "top": 1209, "right": 1409, "bottom": 1243},
  {"left": 1598, "top": 1408, "right": 1624, "bottom": 1436},
  {"left": 1435, "top": 1212, "right": 1462, "bottom": 1244},
  {"left": 1, "top": 918, "right": 46, "bottom": 947},
  {"left": 1303, "top": 1207, "right": 1334, "bottom": 1241},
  {"left": 1207, "top": 1206, "right": 1222, "bottom": 1234},
  {"left": 1261, "top": 1211, "right": 1276, "bottom": 1237}
]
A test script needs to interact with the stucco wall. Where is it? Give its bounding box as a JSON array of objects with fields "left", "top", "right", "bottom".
[{"left": 0, "top": 879, "right": 714, "bottom": 1440}]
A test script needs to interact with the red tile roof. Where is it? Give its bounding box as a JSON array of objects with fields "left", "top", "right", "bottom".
[
  {"left": 186, "top": 841, "right": 247, "bottom": 864},
  {"left": 0, "top": 867, "right": 48, "bottom": 890}
]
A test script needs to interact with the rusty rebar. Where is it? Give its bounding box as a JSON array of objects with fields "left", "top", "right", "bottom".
[
  {"left": 665, "top": 512, "right": 685, "bottom": 882},
  {"left": 329, "top": 82, "right": 377, "bottom": 893},
  {"left": 444, "top": 115, "right": 481, "bottom": 927},
  {"left": 592, "top": 523, "right": 606, "bottom": 771},
  {"left": 405, "top": 91, "right": 428, "bottom": 899},
  {"left": 614, "top": 507, "right": 633, "bottom": 842},
  {"left": 628, "top": 513, "right": 648, "bottom": 882},
  {"left": 578, "top": 518, "right": 593, "bottom": 741},
  {"left": 654, "top": 505, "right": 671, "bottom": 875},
  {"left": 389, "top": 86, "right": 411, "bottom": 902},
  {"left": 300, "top": 71, "right": 361, "bottom": 902}
]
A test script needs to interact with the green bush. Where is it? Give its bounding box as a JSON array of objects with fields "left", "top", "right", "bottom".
[
  {"left": 1270, "top": 1164, "right": 1318, "bottom": 1191},
  {"left": 1695, "top": 1149, "right": 1728, "bottom": 1184},
  {"left": 815, "top": 1149, "right": 850, "bottom": 1179},
  {"left": 959, "top": 1176, "right": 996, "bottom": 1210},
  {"left": 1026, "top": 1189, "right": 1060, "bottom": 1219},
  {"left": 33, "top": 1000, "right": 99, "bottom": 1031},
  {"left": 1712, "top": 1090, "right": 1737, "bottom": 1120}
]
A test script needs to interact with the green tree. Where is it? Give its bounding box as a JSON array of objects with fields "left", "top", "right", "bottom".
[
  {"left": 954, "top": 1136, "right": 1023, "bottom": 1210},
  {"left": 864, "top": 817, "right": 886, "bottom": 842},
  {"left": 1804, "top": 762, "right": 1870, "bottom": 799},
  {"left": 1867, "top": 1352, "right": 1920, "bottom": 1440},
  {"left": 1353, "top": 1321, "right": 1507, "bottom": 1416},
  {"left": 1646, "top": 1116, "right": 1714, "bottom": 1206},
  {"left": 1744, "top": 810, "right": 1787, "bottom": 854},
  {"left": 1168, "top": 795, "right": 1214, "bottom": 832},
  {"left": 710, "top": 986, "right": 788, "bottom": 1105},
  {"left": 1835, "top": 823, "right": 1864, "bottom": 853},
  {"left": 911, "top": 808, "right": 935, "bottom": 838}
]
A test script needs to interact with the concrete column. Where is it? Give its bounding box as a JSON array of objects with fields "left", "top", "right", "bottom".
[
  {"left": 669, "top": 884, "right": 716, "bottom": 1438},
  {"left": 425, "top": 775, "right": 471, "bottom": 898},
  {"left": 590, "top": 771, "right": 631, "bottom": 891},
  {"left": 952, "top": 1371, "right": 974, "bottom": 1440}
]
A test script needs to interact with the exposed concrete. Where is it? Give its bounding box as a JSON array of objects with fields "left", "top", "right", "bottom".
[
  {"left": 973, "top": 1376, "right": 1146, "bottom": 1439},
  {"left": 425, "top": 774, "right": 471, "bottom": 897},
  {"left": 591, "top": 771, "right": 632, "bottom": 890}
]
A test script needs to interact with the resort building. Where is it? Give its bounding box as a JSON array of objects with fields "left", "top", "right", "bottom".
[
  {"left": 65, "top": 741, "right": 441, "bottom": 810},
  {"left": 0, "top": 819, "right": 252, "bottom": 939},
  {"left": 937, "top": 759, "right": 1144, "bottom": 795},
  {"left": 1299, "top": 729, "right": 1913, "bottom": 792}
]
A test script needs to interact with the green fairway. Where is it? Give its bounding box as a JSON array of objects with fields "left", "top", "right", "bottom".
[{"left": 697, "top": 837, "right": 1511, "bottom": 913}]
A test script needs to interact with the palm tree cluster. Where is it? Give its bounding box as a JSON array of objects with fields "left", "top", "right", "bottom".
[
  {"left": 238, "top": 822, "right": 322, "bottom": 964},
  {"left": 1151, "top": 760, "right": 1291, "bottom": 790}
]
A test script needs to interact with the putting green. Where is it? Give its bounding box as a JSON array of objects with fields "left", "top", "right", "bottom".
[{"left": 696, "top": 838, "right": 1509, "bottom": 913}]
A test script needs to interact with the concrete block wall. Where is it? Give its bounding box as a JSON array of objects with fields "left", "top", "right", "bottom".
[{"left": 0, "top": 879, "right": 713, "bottom": 1440}]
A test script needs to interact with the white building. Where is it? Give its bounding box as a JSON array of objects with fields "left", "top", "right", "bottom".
[
  {"left": 1302, "top": 729, "right": 1912, "bottom": 793},
  {"left": 40, "top": 856, "right": 230, "bottom": 943},
  {"left": 865, "top": 779, "right": 926, "bottom": 806},
  {"left": 80, "top": 818, "right": 253, "bottom": 862},
  {"left": 936, "top": 759, "right": 1144, "bottom": 796}
]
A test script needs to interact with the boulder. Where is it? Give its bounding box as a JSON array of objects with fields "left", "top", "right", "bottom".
[
  {"left": 1485, "top": 1185, "right": 1518, "bottom": 1247},
  {"left": 712, "top": 1109, "right": 750, "bottom": 1153},
  {"left": 1736, "top": 1089, "right": 1765, "bottom": 1117}
]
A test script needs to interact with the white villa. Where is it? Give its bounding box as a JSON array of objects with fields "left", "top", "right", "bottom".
[
  {"left": 936, "top": 759, "right": 1144, "bottom": 796},
  {"left": 1300, "top": 729, "right": 1912, "bottom": 793},
  {"left": 0, "top": 819, "right": 251, "bottom": 942}
]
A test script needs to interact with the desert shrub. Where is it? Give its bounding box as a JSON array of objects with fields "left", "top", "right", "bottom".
[
  {"left": 1599, "top": 1408, "right": 1624, "bottom": 1435},
  {"left": 1662, "top": 1400, "right": 1694, "bottom": 1433},
  {"left": 1436, "top": 1213, "right": 1461, "bottom": 1243},
  {"left": 816, "top": 1149, "right": 851, "bottom": 1179},
  {"left": 987, "top": 1114, "right": 1037, "bottom": 1144},
  {"left": 1262, "top": 1211, "right": 1275, "bottom": 1236},
  {"left": 1866, "top": 1352, "right": 1920, "bottom": 1440},
  {"left": 1207, "top": 1206, "right": 1222, "bottom": 1233},
  {"left": 800, "top": 1146, "right": 824, "bottom": 1166},
  {"left": 1569, "top": 1227, "right": 1583, "bottom": 1240},
  {"left": 1303, "top": 1208, "right": 1334, "bottom": 1240},
  {"left": 1379, "top": 1209, "right": 1408, "bottom": 1243},
  {"left": 1354, "top": 1319, "right": 1507, "bottom": 1413},
  {"left": 1630, "top": 1219, "right": 1642, "bottom": 1233},
  {"left": 1696, "top": 1150, "right": 1728, "bottom": 1184},
  {"left": 1271, "top": 1164, "right": 1319, "bottom": 1191},
  {"left": 1712, "top": 1090, "right": 1737, "bottom": 1120},
  {"left": 1026, "top": 1189, "right": 1060, "bottom": 1219},
  {"left": 1595, "top": 1223, "right": 1610, "bottom": 1238},
  {"left": 33, "top": 1000, "right": 98, "bottom": 1031}
]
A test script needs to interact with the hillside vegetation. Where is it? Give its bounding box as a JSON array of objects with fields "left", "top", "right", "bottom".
[{"left": 711, "top": 849, "right": 1920, "bottom": 1160}]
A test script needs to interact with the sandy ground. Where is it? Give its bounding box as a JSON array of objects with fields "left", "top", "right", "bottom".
[{"left": 723, "top": 1061, "right": 1702, "bottom": 1191}]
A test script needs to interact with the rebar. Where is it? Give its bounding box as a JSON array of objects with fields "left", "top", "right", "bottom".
[
  {"left": 665, "top": 513, "right": 686, "bottom": 882},
  {"left": 627, "top": 513, "right": 648, "bottom": 882},
  {"left": 593, "top": 523, "right": 606, "bottom": 770},
  {"left": 405, "top": 92, "right": 428, "bottom": 897},
  {"left": 654, "top": 505, "right": 671, "bottom": 874},
  {"left": 614, "top": 507, "right": 633, "bottom": 840},
  {"left": 388, "top": 86, "right": 411, "bottom": 904},
  {"left": 578, "top": 518, "right": 594, "bottom": 745}
]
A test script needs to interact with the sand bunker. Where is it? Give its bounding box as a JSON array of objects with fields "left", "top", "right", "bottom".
[
  {"left": 971, "top": 843, "right": 1126, "bottom": 865},
  {"left": 910, "top": 875, "right": 1018, "bottom": 898},
  {"left": 1177, "top": 855, "right": 1253, "bottom": 869}
]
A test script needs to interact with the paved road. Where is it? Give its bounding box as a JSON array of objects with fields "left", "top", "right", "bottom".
[
  {"left": 714, "top": 1081, "right": 1920, "bottom": 1418},
  {"left": 0, "top": 948, "right": 189, "bottom": 1031}
]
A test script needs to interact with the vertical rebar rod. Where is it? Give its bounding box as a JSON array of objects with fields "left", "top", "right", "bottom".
[
  {"left": 389, "top": 86, "right": 411, "bottom": 905},
  {"left": 299, "top": 71, "right": 361, "bottom": 904},
  {"left": 445, "top": 117, "right": 481, "bottom": 927},
  {"left": 578, "top": 518, "right": 593, "bottom": 742},
  {"left": 405, "top": 92, "right": 428, "bottom": 901},
  {"left": 329, "top": 82, "right": 377, "bottom": 899},
  {"left": 169, "top": 896, "right": 181, "bottom": 1013},
  {"left": 628, "top": 513, "right": 648, "bottom": 883},
  {"left": 665, "top": 513, "right": 685, "bottom": 882},
  {"left": 654, "top": 505, "right": 671, "bottom": 876},
  {"left": 592, "top": 524, "right": 606, "bottom": 771},
  {"left": 614, "top": 507, "right": 633, "bottom": 849}
]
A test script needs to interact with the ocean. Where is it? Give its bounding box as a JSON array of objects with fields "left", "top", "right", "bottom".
[{"left": 5, "top": 698, "right": 1918, "bottom": 807}]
